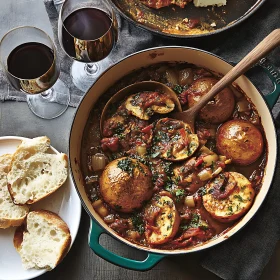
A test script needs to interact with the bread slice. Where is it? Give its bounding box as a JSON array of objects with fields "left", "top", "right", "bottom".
[
  {"left": 0, "top": 154, "right": 29, "bottom": 228},
  {"left": 7, "top": 136, "right": 68, "bottom": 204},
  {"left": 14, "top": 210, "right": 71, "bottom": 270}
]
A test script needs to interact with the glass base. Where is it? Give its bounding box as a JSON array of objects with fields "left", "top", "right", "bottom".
[
  {"left": 27, "top": 79, "right": 70, "bottom": 119},
  {"left": 71, "top": 61, "right": 101, "bottom": 92}
]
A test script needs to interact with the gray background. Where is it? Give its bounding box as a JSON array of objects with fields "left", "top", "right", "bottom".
[{"left": 0, "top": 0, "right": 280, "bottom": 279}]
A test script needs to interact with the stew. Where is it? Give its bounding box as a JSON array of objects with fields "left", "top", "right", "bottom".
[{"left": 81, "top": 62, "right": 267, "bottom": 250}]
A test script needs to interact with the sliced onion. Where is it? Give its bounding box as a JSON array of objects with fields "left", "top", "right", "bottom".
[
  {"left": 97, "top": 206, "right": 109, "bottom": 217},
  {"left": 178, "top": 68, "right": 194, "bottom": 86},
  {"left": 212, "top": 167, "right": 223, "bottom": 177},
  {"left": 92, "top": 199, "right": 103, "bottom": 209},
  {"left": 184, "top": 196, "right": 195, "bottom": 208},
  {"left": 219, "top": 155, "right": 227, "bottom": 161},
  {"left": 92, "top": 199, "right": 109, "bottom": 217},
  {"left": 136, "top": 145, "right": 147, "bottom": 156},
  {"left": 127, "top": 230, "right": 141, "bottom": 240},
  {"left": 91, "top": 153, "right": 106, "bottom": 171},
  {"left": 230, "top": 85, "right": 243, "bottom": 98},
  {"left": 207, "top": 127, "right": 217, "bottom": 138},
  {"left": 104, "top": 214, "right": 115, "bottom": 224},
  {"left": 199, "top": 145, "right": 213, "bottom": 155},
  {"left": 166, "top": 69, "right": 179, "bottom": 86},
  {"left": 237, "top": 100, "right": 250, "bottom": 112},
  {"left": 198, "top": 169, "right": 212, "bottom": 181},
  {"left": 185, "top": 175, "right": 193, "bottom": 183},
  {"left": 203, "top": 154, "right": 218, "bottom": 167},
  {"left": 225, "top": 159, "right": 232, "bottom": 165},
  {"left": 85, "top": 175, "right": 99, "bottom": 184},
  {"left": 159, "top": 191, "right": 174, "bottom": 199}
]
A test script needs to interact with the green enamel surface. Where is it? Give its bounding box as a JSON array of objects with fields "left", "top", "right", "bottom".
[
  {"left": 262, "top": 66, "right": 280, "bottom": 109},
  {"left": 88, "top": 219, "right": 165, "bottom": 271}
]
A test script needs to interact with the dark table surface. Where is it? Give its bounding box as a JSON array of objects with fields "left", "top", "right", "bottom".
[{"left": 0, "top": 1, "right": 280, "bottom": 279}]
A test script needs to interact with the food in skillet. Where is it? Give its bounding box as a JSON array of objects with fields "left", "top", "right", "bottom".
[
  {"left": 141, "top": 0, "right": 191, "bottom": 9},
  {"left": 140, "top": 0, "right": 226, "bottom": 9},
  {"left": 81, "top": 62, "right": 267, "bottom": 250}
]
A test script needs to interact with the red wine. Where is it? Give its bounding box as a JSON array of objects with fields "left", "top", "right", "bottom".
[
  {"left": 8, "top": 42, "right": 54, "bottom": 79},
  {"left": 7, "top": 42, "right": 59, "bottom": 94},
  {"left": 61, "top": 8, "right": 114, "bottom": 62},
  {"left": 64, "top": 8, "right": 112, "bottom": 41}
]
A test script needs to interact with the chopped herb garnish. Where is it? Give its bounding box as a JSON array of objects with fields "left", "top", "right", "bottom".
[
  {"left": 163, "top": 178, "right": 173, "bottom": 192},
  {"left": 117, "top": 158, "right": 144, "bottom": 176},
  {"left": 173, "top": 84, "right": 183, "bottom": 94},
  {"left": 151, "top": 151, "right": 161, "bottom": 158},
  {"left": 131, "top": 214, "right": 144, "bottom": 235},
  {"left": 117, "top": 158, "right": 135, "bottom": 176},
  {"left": 234, "top": 195, "right": 244, "bottom": 202},
  {"left": 174, "top": 176, "right": 181, "bottom": 185},
  {"left": 198, "top": 187, "right": 207, "bottom": 196},
  {"left": 115, "top": 122, "right": 124, "bottom": 134},
  {"left": 146, "top": 107, "right": 154, "bottom": 117},
  {"left": 227, "top": 205, "right": 233, "bottom": 215},
  {"left": 115, "top": 205, "right": 122, "bottom": 210},
  {"left": 180, "top": 213, "right": 208, "bottom": 230},
  {"left": 166, "top": 149, "right": 172, "bottom": 158},
  {"left": 175, "top": 189, "right": 185, "bottom": 198}
]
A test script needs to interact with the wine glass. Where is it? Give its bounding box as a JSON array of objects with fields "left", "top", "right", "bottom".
[
  {"left": 58, "top": 0, "right": 118, "bottom": 92},
  {"left": 0, "top": 26, "right": 70, "bottom": 119}
]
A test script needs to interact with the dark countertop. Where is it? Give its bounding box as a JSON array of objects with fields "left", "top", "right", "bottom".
[{"left": 0, "top": 1, "right": 280, "bottom": 279}]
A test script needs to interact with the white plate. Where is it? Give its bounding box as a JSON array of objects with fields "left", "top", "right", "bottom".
[{"left": 0, "top": 136, "right": 82, "bottom": 280}]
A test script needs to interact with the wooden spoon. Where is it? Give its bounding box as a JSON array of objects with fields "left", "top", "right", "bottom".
[
  {"left": 171, "top": 29, "right": 280, "bottom": 131},
  {"left": 100, "top": 81, "right": 182, "bottom": 134}
]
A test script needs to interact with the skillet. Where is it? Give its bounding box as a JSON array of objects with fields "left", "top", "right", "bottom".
[{"left": 110, "top": 0, "right": 266, "bottom": 38}]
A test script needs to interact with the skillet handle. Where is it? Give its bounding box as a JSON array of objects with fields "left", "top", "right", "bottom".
[
  {"left": 88, "top": 219, "right": 165, "bottom": 271},
  {"left": 258, "top": 58, "right": 280, "bottom": 109}
]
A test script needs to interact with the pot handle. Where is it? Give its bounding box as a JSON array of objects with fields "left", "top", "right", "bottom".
[
  {"left": 258, "top": 58, "right": 280, "bottom": 109},
  {"left": 88, "top": 218, "right": 165, "bottom": 271}
]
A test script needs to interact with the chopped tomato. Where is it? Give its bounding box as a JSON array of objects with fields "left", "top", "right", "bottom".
[
  {"left": 195, "top": 158, "right": 204, "bottom": 167},
  {"left": 101, "top": 137, "right": 119, "bottom": 152},
  {"left": 141, "top": 124, "right": 153, "bottom": 134},
  {"left": 179, "top": 128, "right": 189, "bottom": 146}
]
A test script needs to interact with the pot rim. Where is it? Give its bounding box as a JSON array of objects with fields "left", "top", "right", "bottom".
[{"left": 69, "top": 46, "right": 277, "bottom": 255}]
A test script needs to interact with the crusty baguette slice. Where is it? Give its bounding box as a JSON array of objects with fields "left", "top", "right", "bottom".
[
  {"left": 0, "top": 154, "right": 29, "bottom": 228},
  {"left": 7, "top": 136, "right": 68, "bottom": 204},
  {"left": 14, "top": 210, "right": 71, "bottom": 270}
]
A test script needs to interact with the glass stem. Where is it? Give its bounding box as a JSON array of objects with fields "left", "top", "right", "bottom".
[
  {"left": 85, "top": 63, "right": 99, "bottom": 76},
  {"left": 40, "top": 88, "right": 54, "bottom": 100}
]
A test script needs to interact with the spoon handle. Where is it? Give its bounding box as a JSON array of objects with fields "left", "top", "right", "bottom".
[{"left": 191, "top": 29, "right": 280, "bottom": 115}]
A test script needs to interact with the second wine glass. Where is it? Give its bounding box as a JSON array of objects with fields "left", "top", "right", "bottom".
[{"left": 58, "top": 0, "right": 118, "bottom": 92}]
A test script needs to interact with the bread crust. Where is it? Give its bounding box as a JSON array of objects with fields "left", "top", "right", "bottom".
[{"left": 13, "top": 210, "right": 71, "bottom": 270}]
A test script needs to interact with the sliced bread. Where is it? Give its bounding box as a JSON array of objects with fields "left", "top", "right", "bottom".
[
  {"left": 7, "top": 136, "right": 68, "bottom": 204},
  {"left": 0, "top": 154, "right": 29, "bottom": 229},
  {"left": 14, "top": 210, "right": 71, "bottom": 270}
]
